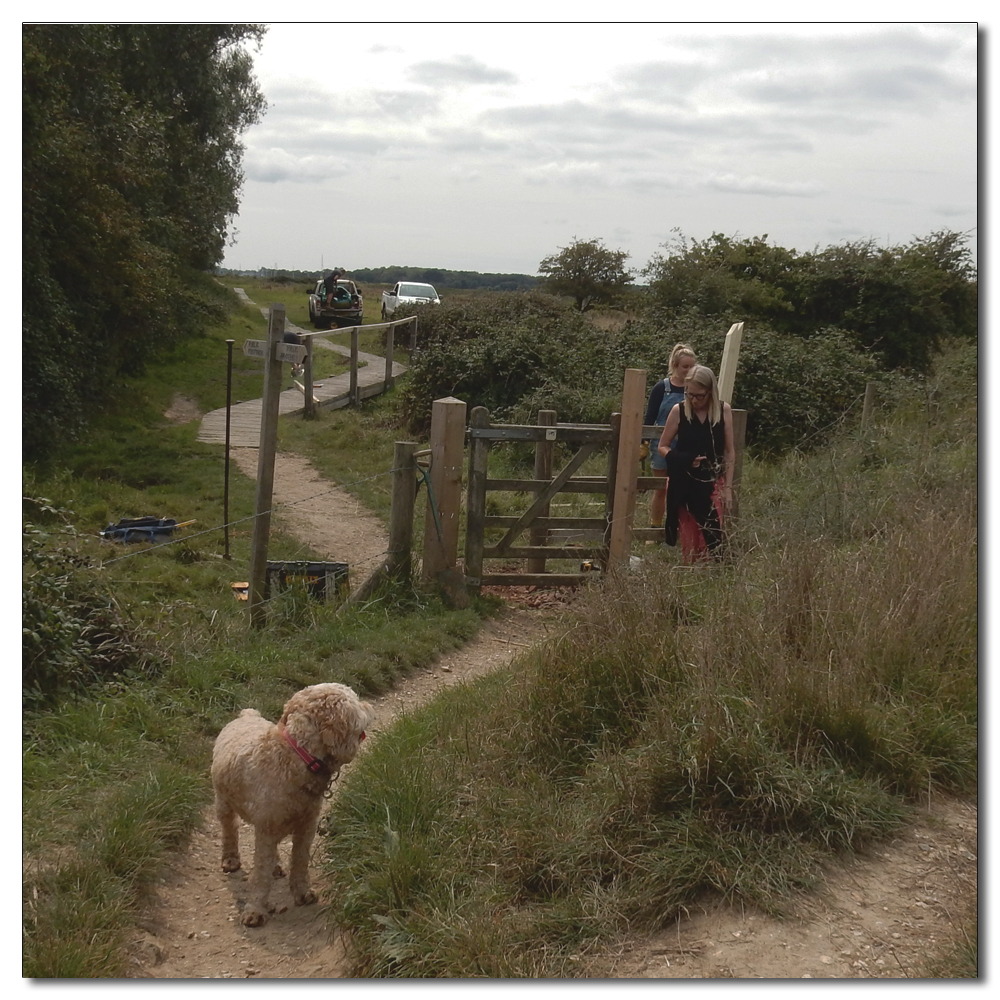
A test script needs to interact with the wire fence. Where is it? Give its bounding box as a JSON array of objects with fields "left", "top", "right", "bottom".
[{"left": 96, "top": 467, "right": 403, "bottom": 569}]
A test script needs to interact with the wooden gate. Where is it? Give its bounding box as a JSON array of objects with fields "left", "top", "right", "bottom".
[
  {"left": 463, "top": 406, "right": 625, "bottom": 590},
  {"left": 421, "top": 361, "right": 745, "bottom": 597}
]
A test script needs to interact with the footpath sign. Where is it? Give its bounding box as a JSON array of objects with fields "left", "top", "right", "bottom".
[
  {"left": 275, "top": 342, "right": 307, "bottom": 364},
  {"left": 242, "top": 339, "right": 267, "bottom": 359}
]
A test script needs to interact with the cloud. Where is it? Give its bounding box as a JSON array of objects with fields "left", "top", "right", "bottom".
[
  {"left": 704, "top": 173, "right": 826, "bottom": 198},
  {"left": 257, "top": 81, "right": 440, "bottom": 127},
  {"left": 478, "top": 99, "right": 813, "bottom": 168},
  {"left": 244, "top": 147, "right": 352, "bottom": 184},
  {"left": 524, "top": 160, "right": 606, "bottom": 186},
  {"left": 744, "top": 63, "right": 974, "bottom": 117},
  {"left": 447, "top": 166, "right": 482, "bottom": 184},
  {"left": 370, "top": 90, "right": 442, "bottom": 120},
  {"left": 523, "top": 160, "right": 687, "bottom": 194},
  {"left": 609, "top": 60, "right": 710, "bottom": 106},
  {"left": 703, "top": 26, "right": 975, "bottom": 117},
  {"left": 407, "top": 54, "right": 518, "bottom": 87}
]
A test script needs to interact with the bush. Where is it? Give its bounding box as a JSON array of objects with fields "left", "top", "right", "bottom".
[
  {"left": 642, "top": 230, "right": 977, "bottom": 373},
  {"left": 730, "top": 325, "right": 880, "bottom": 455},
  {"left": 399, "top": 296, "right": 883, "bottom": 459},
  {"left": 22, "top": 498, "right": 165, "bottom": 708},
  {"left": 398, "top": 293, "right": 594, "bottom": 434}
]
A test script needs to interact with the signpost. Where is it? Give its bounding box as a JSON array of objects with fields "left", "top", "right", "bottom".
[
  {"left": 718, "top": 322, "right": 744, "bottom": 405},
  {"left": 243, "top": 339, "right": 305, "bottom": 365}
]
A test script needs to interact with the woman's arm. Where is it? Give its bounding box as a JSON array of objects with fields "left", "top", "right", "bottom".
[{"left": 657, "top": 404, "right": 681, "bottom": 457}]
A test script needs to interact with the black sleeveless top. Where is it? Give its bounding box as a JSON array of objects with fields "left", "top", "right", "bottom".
[{"left": 676, "top": 406, "right": 726, "bottom": 483}]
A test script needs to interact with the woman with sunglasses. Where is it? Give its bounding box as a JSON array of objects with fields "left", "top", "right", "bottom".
[{"left": 655, "top": 365, "right": 734, "bottom": 561}]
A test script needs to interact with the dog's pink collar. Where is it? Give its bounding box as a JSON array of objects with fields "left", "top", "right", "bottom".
[{"left": 278, "top": 723, "right": 328, "bottom": 774}]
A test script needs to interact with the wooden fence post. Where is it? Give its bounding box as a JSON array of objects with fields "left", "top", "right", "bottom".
[
  {"left": 729, "top": 408, "right": 747, "bottom": 523},
  {"left": 861, "top": 381, "right": 877, "bottom": 431},
  {"left": 464, "top": 406, "right": 490, "bottom": 594},
  {"left": 303, "top": 336, "right": 315, "bottom": 419},
  {"left": 339, "top": 441, "right": 419, "bottom": 611},
  {"left": 528, "top": 409, "right": 557, "bottom": 574},
  {"left": 422, "top": 396, "right": 467, "bottom": 581},
  {"left": 384, "top": 325, "right": 395, "bottom": 390},
  {"left": 247, "top": 303, "right": 285, "bottom": 629},
  {"left": 603, "top": 411, "right": 622, "bottom": 563},
  {"left": 349, "top": 326, "right": 359, "bottom": 406},
  {"left": 607, "top": 369, "right": 646, "bottom": 567},
  {"left": 224, "top": 339, "right": 234, "bottom": 560},
  {"left": 386, "top": 441, "right": 417, "bottom": 583}
]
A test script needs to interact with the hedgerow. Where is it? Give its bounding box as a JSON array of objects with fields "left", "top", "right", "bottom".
[{"left": 399, "top": 296, "right": 881, "bottom": 457}]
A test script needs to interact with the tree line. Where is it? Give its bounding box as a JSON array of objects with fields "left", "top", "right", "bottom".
[
  {"left": 536, "top": 232, "right": 976, "bottom": 373},
  {"left": 23, "top": 24, "right": 266, "bottom": 460},
  {"left": 215, "top": 265, "right": 541, "bottom": 293},
  {"left": 345, "top": 266, "right": 539, "bottom": 292}
]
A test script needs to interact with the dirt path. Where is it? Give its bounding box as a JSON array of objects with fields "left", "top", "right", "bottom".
[
  {"left": 129, "top": 604, "right": 554, "bottom": 979},
  {"left": 228, "top": 448, "right": 389, "bottom": 586},
  {"left": 129, "top": 428, "right": 559, "bottom": 978},
  {"left": 592, "top": 797, "right": 977, "bottom": 979},
  {"left": 131, "top": 399, "right": 976, "bottom": 979}
]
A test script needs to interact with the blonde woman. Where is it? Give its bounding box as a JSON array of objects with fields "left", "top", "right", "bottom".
[
  {"left": 642, "top": 344, "right": 697, "bottom": 528},
  {"left": 656, "top": 365, "right": 734, "bottom": 561}
]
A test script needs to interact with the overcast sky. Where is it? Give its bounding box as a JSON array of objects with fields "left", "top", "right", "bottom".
[{"left": 221, "top": 21, "right": 978, "bottom": 277}]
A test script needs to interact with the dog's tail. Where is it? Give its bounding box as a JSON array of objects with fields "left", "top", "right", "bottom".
[{"left": 238, "top": 708, "right": 262, "bottom": 719}]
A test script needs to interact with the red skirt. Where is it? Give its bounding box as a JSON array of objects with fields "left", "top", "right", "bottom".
[{"left": 676, "top": 477, "right": 725, "bottom": 563}]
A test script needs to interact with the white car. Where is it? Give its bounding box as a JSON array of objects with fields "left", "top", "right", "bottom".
[{"left": 381, "top": 282, "right": 441, "bottom": 320}]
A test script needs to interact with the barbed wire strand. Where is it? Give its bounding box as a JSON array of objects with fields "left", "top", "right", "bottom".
[{"left": 96, "top": 466, "right": 408, "bottom": 568}]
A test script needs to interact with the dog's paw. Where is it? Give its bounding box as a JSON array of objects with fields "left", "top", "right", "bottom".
[
  {"left": 293, "top": 889, "right": 317, "bottom": 907},
  {"left": 241, "top": 908, "right": 268, "bottom": 927},
  {"left": 272, "top": 864, "right": 285, "bottom": 878},
  {"left": 221, "top": 855, "right": 242, "bottom": 873}
]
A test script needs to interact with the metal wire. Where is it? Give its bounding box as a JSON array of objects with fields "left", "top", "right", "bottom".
[{"left": 96, "top": 466, "right": 409, "bottom": 567}]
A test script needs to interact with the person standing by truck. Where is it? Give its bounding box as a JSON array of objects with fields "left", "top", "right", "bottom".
[{"left": 324, "top": 269, "right": 342, "bottom": 307}]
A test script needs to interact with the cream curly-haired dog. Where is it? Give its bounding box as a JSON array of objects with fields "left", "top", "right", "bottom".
[{"left": 211, "top": 682, "right": 374, "bottom": 926}]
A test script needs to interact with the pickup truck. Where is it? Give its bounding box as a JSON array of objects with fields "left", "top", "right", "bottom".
[
  {"left": 380, "top": 281, "right": 441, "bottom": 320},
  {"left": 308, "top": 278, "right": 364, "bottom": 328}
]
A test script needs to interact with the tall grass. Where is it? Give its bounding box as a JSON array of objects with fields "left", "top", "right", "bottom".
[{"left": 320, "top": 342, "right": 977, "bottom": 977}]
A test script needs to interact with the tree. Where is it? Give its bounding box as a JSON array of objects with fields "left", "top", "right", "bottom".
[
  {"left": 538, "top": 238, "right": 634, "bottom": 311},
  {"left": 643, "top": 231, "right": 798, "bottom": 327},
  {"left": 22, "top": 25, "right": 267, "bottom": 458},
  {"left": 643, "top": 229, "right": 977, "bottom": 372},
  {"left": 793, "top": 232, "right": 977, "bottom": 370}
]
